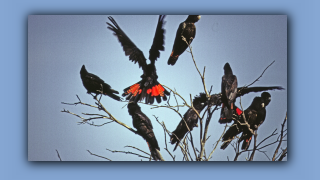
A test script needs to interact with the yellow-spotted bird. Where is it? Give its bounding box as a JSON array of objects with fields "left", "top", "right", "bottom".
[
  {"left": 168, "top": 15, "right": 201, "bottom": 66},
  {"left": 107, "top": 15, "right": 170, "bottom": 104}
]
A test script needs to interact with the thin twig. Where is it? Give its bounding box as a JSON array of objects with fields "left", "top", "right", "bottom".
[
  {"left": 124, "top": 145, "right": 150, "bottom": 156},
  {"left": 272, "top": 113, "right": 287, "bottom": 161},
  {"left": 182, "top": 36, "right": 210, "bottom": 97},
  {"left": 245, "top": 60, "right": 275, "bottom": 87},
  {"left": 87, "top": 150, "right": 112, "bottom": 161},
  {"left": 277, "top": 147, "right": 287, "bottom": 161},
  {"left": 154, "top": 116, "right": 175, "bottom": 161},
  {"left": 56, "top": 149, "right": 62, "bottom": 161},
  {"left": 208, "top": 123, "right": 228, "bottom": 160},
  {"left": 105, "top": 148, "right": 150, "bottom": 159},
  {"left": 249, "top": 132, "right": 257, "bottom": 161}
]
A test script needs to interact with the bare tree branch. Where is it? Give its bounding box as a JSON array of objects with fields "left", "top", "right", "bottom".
[
  {"left": 154, "top": 116, "right": 176, "bottom": 161},
  {"left": 182, "top": 36, "right": 210, "bottom": 97},
  {"left": 62, "top": 95, "right": 137, "bottom": 134},
  {"left": 244, "top": 60, "right": 275, "bottom": 88},
  {"left": 272, "top": 113, "right": 287, "bottom": 161},
  {"left": 249, "top": 132, "right": 258, "bottom": 161},
  {"left": 56, "top": 149, "right": 62, "bottom": 161},
  {"left": 277, "top": 147, "right": 287, "bottom": 161},
  {"left": 199, "top": 105, "right": 218, "bottom": 160},
  {"left": 124, "top": 145, "right": 151, "bottom": 156},
  {"left": 105, "top": 148, "right": 150, "bottom": 159},
  {"left": 87, "top": 150, "right": 112, "bottom": 161},
  {"left": 207, "top": 123, "right": 229, "bottom": 160}
]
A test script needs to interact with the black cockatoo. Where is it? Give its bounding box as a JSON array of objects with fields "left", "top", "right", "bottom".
[
  {"left": 221, "top": 92, "right": 271, "bottom": 150},
  {"left": 127, "top": 102, "right": 162, "bottom": 161},
  {"left": 168, "top": 15, "right": 201, "bottom": 66},
  {"left": 220, "top": 63, "right": 238, "bottom": 123},
  {"left": 170, "top": 93, "right": 207, "bottom": 151},
  {"left": 80, "top": 65, "right": 121, "bottom": 101},
  {"left": 239, "top": 92, "right": 271, "bottom": 150},
  {"left": 107, "top": 15, "right": 170, "bottom": 104}
]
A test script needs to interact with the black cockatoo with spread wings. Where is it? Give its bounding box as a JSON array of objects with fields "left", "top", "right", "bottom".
[{"left": 107, "top": 15, "right": 170, "bottom": 104}]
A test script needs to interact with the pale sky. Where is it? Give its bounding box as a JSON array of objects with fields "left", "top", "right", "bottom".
[{"left": 28, "top": 15, "right": 287, "bottom": 161}]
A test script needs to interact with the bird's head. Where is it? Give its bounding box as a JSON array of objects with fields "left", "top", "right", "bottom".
[
  {"left": 127, "top": 102, "right": 141, "bottom": 115},
  {"left": 186, "top": 15, "right": 201, "bottom": 23},
  {"left": 261, "top": 92, "right": 271, "bottom": 106},
  {"left": 223, "top": 62, "right": 233, "bottom": 75},
  {"left": 80, "top": 65, "right": 87, "bottom": 75}
]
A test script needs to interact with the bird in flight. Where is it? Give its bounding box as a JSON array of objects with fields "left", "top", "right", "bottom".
[{"left": 107, "top": 15, "right": 170, "bottom": 104}]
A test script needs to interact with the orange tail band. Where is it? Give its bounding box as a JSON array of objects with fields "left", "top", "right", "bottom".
[
  {"left": 126, "top": 84, "right": 142, "bottom": 96},
  {"left": 246, "top": 136, "right": 252, "bottom": 143},
  {"left": 147, "top": 84, "right": 165, "bottom": 97},
  {"left": 170, "top": 51, "right": 179, "bottom": 59}
]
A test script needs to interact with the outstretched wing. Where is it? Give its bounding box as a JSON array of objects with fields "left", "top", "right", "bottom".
[
  {"left": 107, "top": 16, "right": 147, "bottom": 69},
  {"left": 149, "top": 15, "right": 166, "bottom": 64},
  {"left": 236, "top": 86, "right": 284, "bottom": 98}
]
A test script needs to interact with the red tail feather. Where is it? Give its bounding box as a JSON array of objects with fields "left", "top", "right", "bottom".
[
  {"left": 147, "top": 84, "right": 166, "bottom": 97},
  {"left": 126, "top": 84, "right": 142, "bottom": 96},
  {"left": 246, "top": 136, "right": 252, "bottom": 143}
]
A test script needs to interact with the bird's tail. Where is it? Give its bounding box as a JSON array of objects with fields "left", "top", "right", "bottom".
[
  {"left": 123, "top": 81, "right": 170, "bottom": 104},
  {"left": 220, "top": 124, "right": 240, "bottom": 150},
  {"left": 103, "top": 84, "right": 121, "bottom": 101},
  {"left": 105, "top": 92, "right": 122, "bottom": 101},
  {"left": 150, "top": 148, "right": 162, "bottom": 161},
  {"left": 222, "top": 124, "right": 240, "bottom": 142},
  {"left": 220, "top": 141, "right": 231, "bottom": 150},
  {"left": 240, "top": 135, "right": 252, "bottom": 151},
  {"left": 122, "top": 81, "right": 143, "bottom": 103},
  {"left": 219, "top": 106, "right": 234, "bottom": 124},
  {"left": 219, "top": 106, "right": 243, "bottom": 124},
  {"left": 168, "top": 51, "right": 179, "bottom": 65},
  {"left": 147, "top": 142, "right": 162, "bottom": 161},
  {"left": 170, "top": 132, "right": 183, "bottom": 152},
  {"left": 145, "top": 83, "right": 170, "bottom": 104}
]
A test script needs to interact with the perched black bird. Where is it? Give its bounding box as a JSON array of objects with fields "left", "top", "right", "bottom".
[
  {"left": 239, "top": 92, "right": 271, "bottom": 150},
  {"left": 221, "top": 92, "right": 271, "bottom": 150},
  {"left": 170, "top": 93, "right": 207, "bottom": 151},
  {"left": 107, "top": 15, "right": 170, "bottom": 104},
  {"left": 168, "top": 15, "right": 201, "bottom": 66},
  {"left": 220, "top": 63, "right": 238, "bottom": 123},
  {"left": 80, "top": 65, "right": 121, "bottom": 101},
  {"left": 128, "top": 103, "right": 162, "bottom": 161}
]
